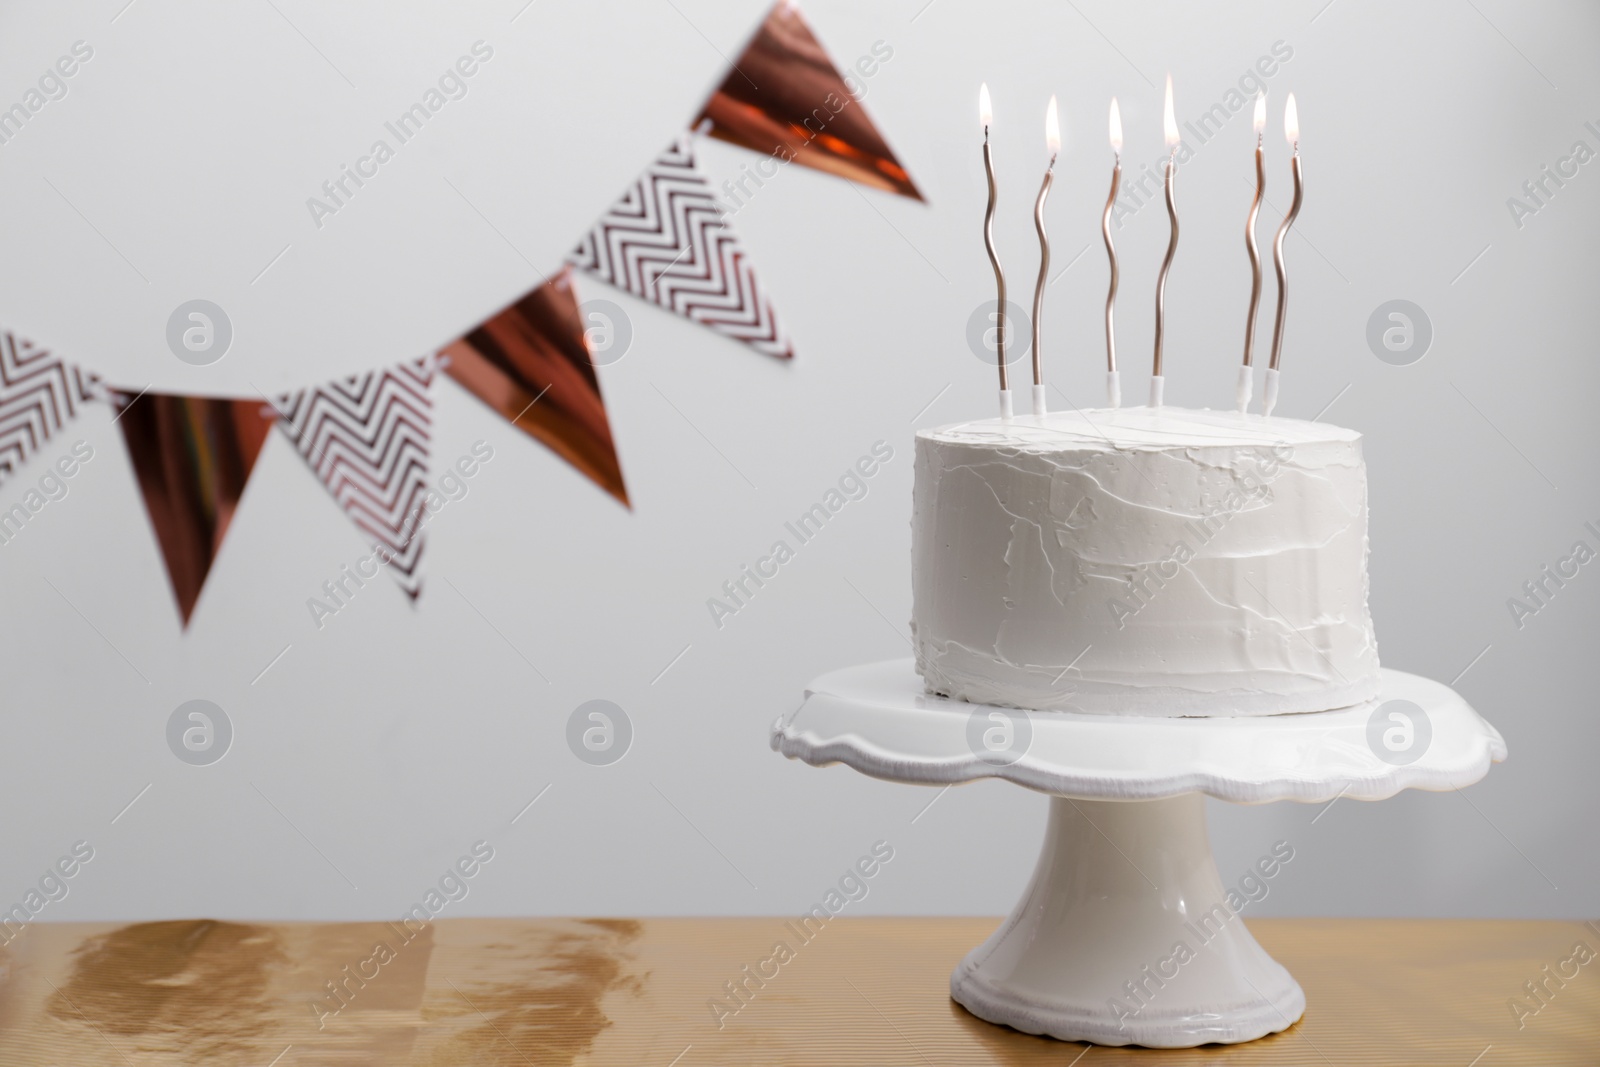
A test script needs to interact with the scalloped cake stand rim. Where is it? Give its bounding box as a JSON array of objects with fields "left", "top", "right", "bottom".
[{"left": 770, "top": 660, "right": 1507, "bottom": 805}]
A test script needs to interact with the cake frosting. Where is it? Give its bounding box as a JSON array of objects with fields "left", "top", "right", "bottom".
[{"left": 910, "top": 406, "right": 1379, "bottom": 716}]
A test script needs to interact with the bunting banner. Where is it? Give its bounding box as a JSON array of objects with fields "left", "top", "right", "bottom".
[
  {"left": 0, "top": 4, "right": 927, "bottom": 629},
  {"left": 570, "top": 136, "right": 793, "bottom": 360},
  {"left": 0, "top": 330, "right": 98, "bottom": 489},
  {"left": 275, "top": 358, "right": 434, "bottom": 602},
  {"left": 697, "top": 0, "right": 922, "bottom": 201},
  {"left": 116, "top": 392, "right": 272, "bottom": 626},
  {"left": 442, "top": 267, "right": 628, "bottom": 505}
]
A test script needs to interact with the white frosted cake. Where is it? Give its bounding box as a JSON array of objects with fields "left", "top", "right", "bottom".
[{"left": 910, "top": 407, "right": 1380, "bottom": 716}]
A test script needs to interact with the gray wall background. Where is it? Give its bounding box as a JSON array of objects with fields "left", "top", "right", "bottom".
[{"left": 0, "top": 0, "right": 1594, "bottom": 923}]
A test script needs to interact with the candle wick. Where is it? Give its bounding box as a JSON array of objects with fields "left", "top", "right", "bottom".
[{"left": 1048, "top": 153, "right": 1057, "bottom": 170}]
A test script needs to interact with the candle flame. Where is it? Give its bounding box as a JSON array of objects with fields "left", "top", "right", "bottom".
[
  {"left": 1108, "top": 97, "right": 1122, "bottom": 154},
  {"left": 979, "top": 82, "right": 992, "bottom": 129},
  {"left": 1045, "top": 94, "right": 1060, "bottom": 155},
  {"left": 1162, "top": 74, "right": 1178, "bottom": 149},
  {"left": 1284, "top": 92, "right": 1298, "bottom": 145},
  {"left": 1253, "top": 91, "right": 1266, "bottom": 134}
]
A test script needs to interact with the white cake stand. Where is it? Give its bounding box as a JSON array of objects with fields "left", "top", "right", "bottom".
[{"left": 770, "top": 659, "right": 1506, "bottom": 1049}]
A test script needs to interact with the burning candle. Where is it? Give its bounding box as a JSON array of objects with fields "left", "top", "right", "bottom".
[
  {"left": 1264, "top": 92, "right": 1302, "bottom": 418},
  {"left": 980, "top": 83, "right": 1011, "bottom": 419},
  {"left": 1030, "top": 94, "right": 1059, "bottom": 417},
  {"left": 1102, "top": 97, "right": 1122, "bottom": 408},
  {"left": 1151, "top": 75, "right": 1180, "bottom": 408},
  {"left": 1239, "top": 92, "right": 1266, "bottom": 414}
]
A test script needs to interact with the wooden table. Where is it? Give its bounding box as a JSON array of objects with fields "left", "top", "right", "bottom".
[{"left": 1, "top": 917, "right": 1595, "bottom": 1065}]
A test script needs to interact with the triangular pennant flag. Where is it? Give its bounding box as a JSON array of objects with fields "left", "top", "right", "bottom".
[
  {"left": 442, "top": 267, "right": 628, "bottom": 505},
  {"left": 276, "top": 358, "right": 433, "bottom": 601},
  {"left": 570, "top": 137, "right": 794, "bottom": 359},
  {"left": 0, "top": 329, "right": 98, "bottom": 488},
  {"left": 697, "top": 1, "right": 922, "bottom": 201},
  {"left": 116, "top": 392, "right": 271, "bottom": 626}
]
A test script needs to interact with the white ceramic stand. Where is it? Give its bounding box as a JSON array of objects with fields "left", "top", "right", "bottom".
[{"left": 770, "top": 660, "right": 1506, "bottom": 1049}]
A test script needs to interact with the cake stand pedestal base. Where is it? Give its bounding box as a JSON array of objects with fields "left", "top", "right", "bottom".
[{"left": 951, "top": 793, "right": 1302, "bottom": 1048}]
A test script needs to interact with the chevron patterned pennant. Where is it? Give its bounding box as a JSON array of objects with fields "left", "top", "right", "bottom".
[
  {"left": 276, "top": 358, "right": 434, "bottom": 601},
  {"left": 570, "top": 137, "right": 793, "bottom": 359},
  {"left": 0, "top": 329, "right": 98, "bottom": 489}
]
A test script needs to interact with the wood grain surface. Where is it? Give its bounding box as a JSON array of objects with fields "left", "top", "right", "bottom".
[{"left": 1, "top": 917, "right": 1595, "bottom": 1065}]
